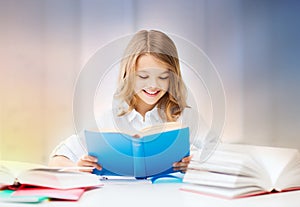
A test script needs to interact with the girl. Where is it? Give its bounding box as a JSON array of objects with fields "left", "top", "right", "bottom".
[{"left": 49, "top": 30, "right": 193, "bottom": 173}]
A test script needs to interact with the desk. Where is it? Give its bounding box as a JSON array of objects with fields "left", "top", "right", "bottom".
[{"left": 1, "top": 182, "right": 300, "bottom": 207}]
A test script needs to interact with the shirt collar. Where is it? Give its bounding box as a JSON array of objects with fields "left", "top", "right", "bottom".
[
  {"left": 126, "top": 107, "right": 161, "bottom": 123},
  {"left": 127, "top": 108, "right": 139, "bottom": 122}
]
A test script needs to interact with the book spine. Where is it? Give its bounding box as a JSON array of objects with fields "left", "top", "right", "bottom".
[{"left": 132, "top": 139, "right": 146, "bottom": 178}]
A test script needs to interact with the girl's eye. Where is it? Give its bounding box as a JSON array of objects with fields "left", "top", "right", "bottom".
[
  {"left": 159, "top": 76, "right": 169, "bottom": 80},
  {"left": 138, "top": 75, "right": 149, "bottom": 79}
]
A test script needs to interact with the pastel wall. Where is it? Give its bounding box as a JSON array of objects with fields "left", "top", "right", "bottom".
[{"left": 0, "top": 0, "right": 299, "bottom": 164}]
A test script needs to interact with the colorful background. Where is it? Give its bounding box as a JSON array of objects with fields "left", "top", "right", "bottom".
[{"left": 0, "top": 0, "right": 299, "bottom": 164}]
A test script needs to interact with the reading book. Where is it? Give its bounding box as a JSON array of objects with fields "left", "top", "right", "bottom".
[
  {"left": 85, "top": 122, "right": 190, "bottom": 178},
  {"left": 181, "top": 143, "right": 300, "bottom": 199},
  {"left": 0, "top": 161, "right": 102, "bottom": 189}
]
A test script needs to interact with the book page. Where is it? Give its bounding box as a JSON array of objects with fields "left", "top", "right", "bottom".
[
  {"left": 272, "top": 151, "right": 300, "bottom": 190},
  {"left": 215, "top": 144, "right": 300, "bottom": 191},
  {"left": 188, "top": 144, "right": 288, "bottom": 191},
  {"left": 140, "top": 122, "right": 184, "bottom": 137},
  {"left": 0, "top": 165, "right": 15, "bottom": 185},
  {"left": 185, "top": 145, "right": 267, "bottom": 192},
  {"left": 87, "top": 122, "right": 185, "bottom": 138},
  {"left": 86, "top": 128, "right": 136, "bottom": 137},
  {"left": 246, "top": 145, "right": 299, "bottom": 190},
  {"left": 184, "top": 144, "right": 300, "bottom": 197},
  {"left": 0, "top": 161, "right": 46, "bottom": 186},
  {"left": 19, "top": 169, "right": 102, "bottom": 189},
  {"left": 0, "top": 161, "right": 101, "bottom": 189},
  {"left": 190, "top": 150, "right": 261, "bottom": 177},
  {"left": 181, "top": 183, "right": 265, "bottom": 199},
  {"left": 184, "top": 169, "right": 262, "bottom": 189}
]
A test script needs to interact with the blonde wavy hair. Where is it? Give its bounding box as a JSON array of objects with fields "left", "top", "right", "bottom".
[{"left": 114, "top": 30, "right": 188, "bottom": 122}]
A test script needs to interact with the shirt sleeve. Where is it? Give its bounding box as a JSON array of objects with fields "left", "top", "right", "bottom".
[
  {"left": 182, "top": 107, "right": 223, "bottom": 161},
  {"left": 181, "top": 107, "right": 210, "bottom": 150},
  {"left": 50, "top": 132, "right": 87, "bottom": 163},
  {"left": 50, "top": 108, "right": 116, "bottom": 163}
]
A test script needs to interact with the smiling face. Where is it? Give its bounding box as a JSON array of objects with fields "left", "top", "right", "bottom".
[
  {"left": 115, "top": 30, "right": 187, "bottom": 121},
  {"left": 134, "top": 54, "right": 170, "bottom": 114}
]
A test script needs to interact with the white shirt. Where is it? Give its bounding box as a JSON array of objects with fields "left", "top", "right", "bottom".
[{"left": 50, "top": 106, "right": 206, "bottom": 163}]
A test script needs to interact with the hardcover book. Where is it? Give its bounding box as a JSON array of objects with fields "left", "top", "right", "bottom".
[{"left": 85, "top": 122, "right": 190, "bottom": 178}]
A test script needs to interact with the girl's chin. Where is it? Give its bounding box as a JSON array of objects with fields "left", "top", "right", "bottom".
[
  {"left": 138, "top": 95, "right": 160, "bottom": 106},
  {"left": 143, "top": 93, "right": 162, "bottom": 101}
]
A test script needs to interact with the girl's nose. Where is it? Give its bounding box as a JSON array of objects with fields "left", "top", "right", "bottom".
[{"left": 147, "top": 77, "right": 159, "bottom": 88}]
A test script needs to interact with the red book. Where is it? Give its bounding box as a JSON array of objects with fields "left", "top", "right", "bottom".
[{"left": 12, "top": 185, "right": 97, "bottom": 201}]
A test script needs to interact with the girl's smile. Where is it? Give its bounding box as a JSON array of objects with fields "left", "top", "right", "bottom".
[{"left": 142, "top": 88, "right": 161, "bottom": 96}]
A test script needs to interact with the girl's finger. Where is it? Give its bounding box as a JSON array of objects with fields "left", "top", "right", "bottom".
[{"left": 81, "top": 155, "right": 98, "bottom": 162}]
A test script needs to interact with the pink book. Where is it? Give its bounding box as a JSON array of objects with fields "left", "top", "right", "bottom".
[{"left": 12, "top": 185, "right": 92, "bottom": 201}]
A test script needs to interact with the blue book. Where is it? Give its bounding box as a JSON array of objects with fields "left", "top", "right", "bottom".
[{"left": 85, "top": 122, "right": 190, "bottom": 179}]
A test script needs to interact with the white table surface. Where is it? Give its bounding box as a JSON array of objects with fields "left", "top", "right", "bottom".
[{"left": 1, "top": 180, "right": 300, "bottom": 207}]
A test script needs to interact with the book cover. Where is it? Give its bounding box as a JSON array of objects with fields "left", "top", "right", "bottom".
[
  {"left": 85, "top": 125, "right": 190, "bottom": 178},
  {"left": 0, "top": 189, "right": 48, "bottom": 203},
  {"left": 12, "top": 185, "right": 86, "bottom": 201}
]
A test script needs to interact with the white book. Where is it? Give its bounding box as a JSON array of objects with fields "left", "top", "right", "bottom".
[
  {"left": 0, "top": 161, "right": 102, "bottom": 189},
  {"left": 181, "top": 143, "right": 300, "bottom": 198}
]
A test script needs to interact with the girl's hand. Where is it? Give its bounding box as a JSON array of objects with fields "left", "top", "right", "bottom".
[
  {"left": 77, "top": 155, "right": 102, "bottom": 173},
  {"left": 172, "top": 155, "right": 192, "bottom": 173}
]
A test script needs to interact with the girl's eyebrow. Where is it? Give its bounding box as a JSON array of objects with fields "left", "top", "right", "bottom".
[
  {"left": 137, "top": 69, "right": 170, "bottom": 75},
  {"left": 160, "top": 71, "right": 170, "bottom": 75}
]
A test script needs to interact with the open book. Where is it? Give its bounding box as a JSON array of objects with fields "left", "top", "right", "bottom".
[
  {"left": 0, "top": 161, "right": 102, "bottom": 189},
  {"left": 181, "top": 143, "right": 300, "bottom": 199},
  {"left": 85, "top": 122, "right": 190, "bottom": 178}
]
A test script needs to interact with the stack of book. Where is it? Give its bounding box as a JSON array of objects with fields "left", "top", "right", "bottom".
[
  {"left": 181, "top": 143, "right": 300, "bottom": 199},
  {"left": 0, "top": 161, "right": 103, "bottom": 203}
]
